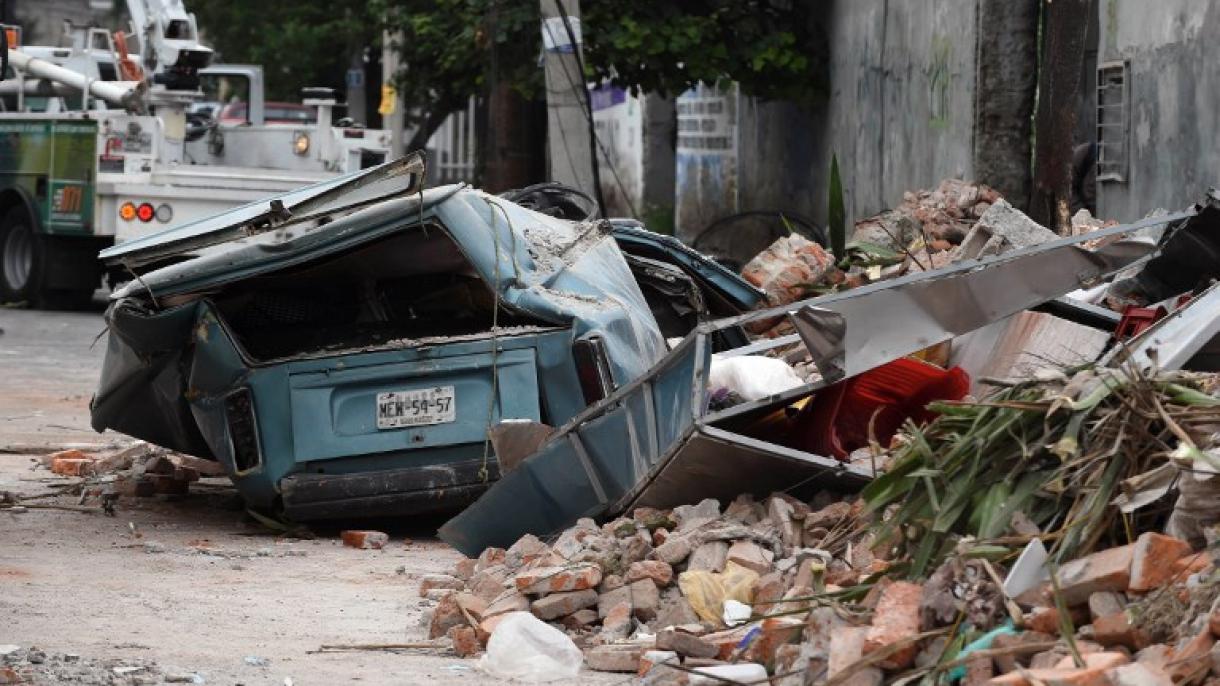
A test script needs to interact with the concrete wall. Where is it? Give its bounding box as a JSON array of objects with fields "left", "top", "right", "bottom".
[
  {"left": 1095, "top": 0, "right": 1220, "bottom": 221},
  {"left": 677, "top": 0, "right": 983, "bottom": 242}
]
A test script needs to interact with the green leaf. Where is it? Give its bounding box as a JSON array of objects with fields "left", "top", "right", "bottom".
[{"left": 828, "top": 153, "right": 847, "bottom": 261}]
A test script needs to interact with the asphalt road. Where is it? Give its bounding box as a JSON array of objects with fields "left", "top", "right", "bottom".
[{"left": 0, "top": 305, "right": 619, "bottom": 685}]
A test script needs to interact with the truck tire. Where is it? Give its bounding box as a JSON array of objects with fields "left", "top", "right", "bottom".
[
  {"left": 0, "top": 207, "right": 100, "bottom": 309},
  {"left": 0, "top": 205, "right": 44, "bottom": 305}
]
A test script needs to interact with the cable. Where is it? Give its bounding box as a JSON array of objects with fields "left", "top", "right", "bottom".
[
  {"left": 541, "top": 6, "right": 639, "bottom": 219},
  {"left": 551, "top": 1, "right": 606, "bottom": 217}
]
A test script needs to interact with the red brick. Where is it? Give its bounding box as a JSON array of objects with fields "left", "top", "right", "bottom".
[
  {"left": 1167, "top": 630, "right": 1213, "bottom": 683},
  {"left": 418, "top": 574, "right": 464, "bottom": 597},
  {"left": 513, "top": 564, "right": 602, "bottom": 595},
  {"left": 1055, "top": 545, "right": 1134, "bottom": 606},
  {"left": 475, "top": 547, "right": 506, "bottom": 572},
  {"left": 447, "top": 625, "right": 481, "bottom": 657},
  {"left": 657, "top": 628, "right": 719, "bottom": 659},
  {"left": 745, "top": 616, "right": 805, "bottom": 665},
  {"left": 988, "top": 652, "right": 1129, "bottom": 686},
  {"left": 340, "top": 530, "right": 389, "bottom": 550},
  {"left": 863, "top": 580, "right": 923, "bottom": 669},
  {"left": 752, "top": 571, "right": 787, "bottom": 615},
  {"left": 561, "top": 608, "right": 598, "bottom": 631},
  {"left": 453, "top": 557, "right": 477, "bottom": 580},
  {"left": 638, "top": 650, "right": 678, "bottom": 677},
  {"left": 830, "top": 626, "right": 884, "bottom": 686},
  {"left": 1107, "top": 662, "right": 1173, "bottom": 686},
  {"left": 726, "top": 540, "right": 774, "bottom": 575},
  {"left": 1025, "top": 606, "right": 1090, "bottom": 635},
  {"left": 477, "top": 614, "right": 506, "bottom": 643},
  {"left": 51, "top": 455, "right": 94, "bottom": 476},
  {"left": 1129, "top": 533, "right": 1192, "bottom": 592},
  {"left": 530, "top": 589, "right": 597, "bottom": 620},
  {"left": 599, "top": 601, "right": 632, "bottom": 641},
  {"left": 625, "top": 560, "right": 673, "bottom": 588},
  {"left": 1092, "top": 611, "right": 1147, "bottom": 649},
  {"left": 483, "top": 591, "right": 529, "bottom": 619},
  {"left": 1173, "top": 552, "right": 1212, "bottom": 579},
  {"left": 428, "top": 592, "right": 487, "bottom": 639},
  {"left": 584, "top": 644, "right": 644, "bottom": 672}
]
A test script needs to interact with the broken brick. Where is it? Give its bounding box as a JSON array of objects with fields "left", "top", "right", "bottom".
[
  {"left": 746, "top": 616, "right": 806, "bottom": 665},
  {"left": 483, "top": 591, "right": 529, "bottom": 619},
  {"left": 628, "top": 578, "right": 660, "bottom": 620},
  {"left": 726, "top": 540, "right": 774, "bottom": 575},
  {"left": 1167, "top": 629, "right": 1214, "bottom": 683},
  {"left": 561, "top": 608, "right": 598, "bottom": 631},
  {"left": 513, "top": 563, "right": 602, "bottom": 595},
  {"left": 1055, "top": 544, "right": 1134, "bottom": 606},
  {"left": 1092, "top": 611, "right": 1147, "bottom": 650},
  {"left": 1173, "top": 552, "right": 1212, "bottom": 579},
  {"left": 653, "top": 535, "right": 693, "bottom": 565},
  {"left": 1088, "top": 591, "right": 1127, "bottom": 621},
  {"left": 447, "top": 625, "right": 481, "bottom": 657},
  {"left": 475, "top": 547, "right": 506, "bottom": 572},
  {"left": 863, "top": 580, "right": 923, "bottom": 670},
  {"left": 1107, "top": 662, "right": 1174, "bottom": 686},
  {"left": 585, "top": 644, "right": 644, "bottom": 673},
  {"left": 1129, "top": 533, "right": 1192, "bottom": 592},
  {"left": 752, "top": 571, "right": 787, "bottom": 615},
  {"left": 50, "top": 455, "right": 94, "bottom": 476},
  {"left": 989, "top": 652, "right": 1130, "bottom": 686},
  {"left": 638, "top": 650, "right": 679, "bottom": 677},
  {"left": 418, "top": 574, "right": 464, "bottom": 597},
  {"left": 530, "top": 589, "right": 597, "bottom": 620},
  {"left": 340, "top": 530, "right": 389, "bottom": 550},
  {"left": 964, "top": 655, "right": 994, "bottom": 686},
  {"left": 688, "top": 541, "right": 729, "bottom": 572},
  {"left": 626, "top": 560, "right": 673, "bottom": 588},
  {"left": 657, "top": 628, "right": 719, "bottom": 659},
  {"left": 600, "top": 601, "right": 632, "bottom": 641},
  {"left": 453, "top": 557, "right": 477, "bottom": 580},
  {"left": 830, "top": 626, "right": 884, "bottom": 686},
  {"left": 428, "top": 592, "right": 486, "bottom": 639}
]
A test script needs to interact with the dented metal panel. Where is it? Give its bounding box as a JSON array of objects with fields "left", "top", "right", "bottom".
[{"left": 439, "top": 208, "right": 1198, "bottom": 556}]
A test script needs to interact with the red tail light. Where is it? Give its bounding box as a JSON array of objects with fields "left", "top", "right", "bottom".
[
  {"left": 136, "top": 202, "right": 155, "bottom": 222},
  {"left": 573, "top": 336, "right": 614, "bottom": 405}
]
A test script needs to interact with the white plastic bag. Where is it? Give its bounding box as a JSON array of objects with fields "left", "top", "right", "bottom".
[
  {"left": 478, "top": 612, "right": 583, "bottom": 682},
  {"left": 708, "top": 355, "right": 804, "bottom": 401}
]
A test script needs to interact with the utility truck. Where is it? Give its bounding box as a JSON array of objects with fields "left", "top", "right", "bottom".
[{"left": 0, "top": 0, "right": 390, "bottom": 305}]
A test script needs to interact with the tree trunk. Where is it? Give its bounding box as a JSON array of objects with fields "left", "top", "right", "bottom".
[{"left": 1029, "top": 0, "right": 1092, "bottom": 233}]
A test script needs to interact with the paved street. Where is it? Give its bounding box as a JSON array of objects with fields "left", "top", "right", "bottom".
[{"left": 0, "top": 305, "right": 616, "bottom": 684}]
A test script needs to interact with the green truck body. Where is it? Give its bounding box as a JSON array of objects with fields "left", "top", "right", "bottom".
[{"left": 0, "top": 119, "right": 98, "bottom": 236}]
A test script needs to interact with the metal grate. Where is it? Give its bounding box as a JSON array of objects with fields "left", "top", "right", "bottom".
[{"left": 1097, "top": 61, "right": 1128, "bottom": 182}]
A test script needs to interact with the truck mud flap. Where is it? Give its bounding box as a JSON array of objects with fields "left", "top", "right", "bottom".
[{"left": 438, "top": 208, "right": 1199, "bottom": 557}]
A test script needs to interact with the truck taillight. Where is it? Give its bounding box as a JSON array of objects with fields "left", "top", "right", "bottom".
[
  {"left": 136, "top": 203, "right": 154, "bottom": 222},
  {"left": 573, "top": 336, "right": 614, "bottom": 406},
  {"left": 119, "top": 202, "right": 136, "bottom": 221}
]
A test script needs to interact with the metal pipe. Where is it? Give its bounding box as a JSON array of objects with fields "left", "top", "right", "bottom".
[{"left": 6, "top": 48, "right": 142, "bottom": 109}]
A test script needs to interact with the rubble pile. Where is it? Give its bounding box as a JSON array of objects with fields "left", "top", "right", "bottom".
[
  {"left": 426, "top": 364, "right": 1220, "bottom": 683},
  {"left": 0, "top": 442, "right": 225, "bottom": 516},
  {"left": 420, "top": 492, "right": 871, "bottom": 665}
]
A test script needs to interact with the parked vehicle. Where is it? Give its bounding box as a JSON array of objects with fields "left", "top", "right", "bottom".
[{"left": 90, "top": 154, "right": 765, "bottom": 520}]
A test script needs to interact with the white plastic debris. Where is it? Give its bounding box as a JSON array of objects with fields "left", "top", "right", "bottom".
[
  {"left": 722, "top": 599, "right": 752, "bottom": 627},
  {"left": 478, "top": 611, "right": 583, "bottom": 682},
  {"left": 1002, "top": 538, "right": 1049, "bottom": 599},
  {"left": 708, "top": 355, "right": 804, "bottom": 401},
  {"left": 689, "top": 663, "right": 768, "bottom": 685}
]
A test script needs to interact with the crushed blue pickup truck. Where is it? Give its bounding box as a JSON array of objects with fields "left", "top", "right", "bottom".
[
  {"left": 89, "top": 153, "right": 765, "bottom": 520},
  {"left": 90, "top": 153, "right": 1220, "bottom": 552}
]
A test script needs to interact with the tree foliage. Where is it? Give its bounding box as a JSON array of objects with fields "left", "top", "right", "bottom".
[
  {"left": 192, "top": 2, "right": 376, "bottom": 102},
  {"left": 192, "top": 0, "right": 828, "bottom": 145}
]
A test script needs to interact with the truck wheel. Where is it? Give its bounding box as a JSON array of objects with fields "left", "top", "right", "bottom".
[{"left": 0, "top": 206, "right": 44, "bottom": 305}]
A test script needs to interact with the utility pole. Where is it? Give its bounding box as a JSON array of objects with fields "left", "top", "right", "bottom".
[
  {"left": 381, "top": 30, "right": 406, "bottom": 159},
  {"left": 539, "top": 0, "right": 598, "bottom": 207}
]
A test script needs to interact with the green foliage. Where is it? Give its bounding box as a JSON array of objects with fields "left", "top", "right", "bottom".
[
  {"left": 581, "top": 1, "right": 828, "bottom": 104},
  {"left": 827, "top": 153, "right": 846, "bottom": 261},
  {"left": 193, "top": 2, "right": 376, "bottom": 102},
  {"left": 194, "top": 0, "right": 829, "bottom": 146}
]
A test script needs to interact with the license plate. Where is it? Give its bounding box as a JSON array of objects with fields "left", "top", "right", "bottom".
[{"left": 376, "top": 386, "right": 456, "bottom": 429}]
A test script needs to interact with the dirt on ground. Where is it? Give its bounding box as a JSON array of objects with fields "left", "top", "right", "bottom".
[{"left": 0, "top": 307, "right": 619, "bottom": 685}]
